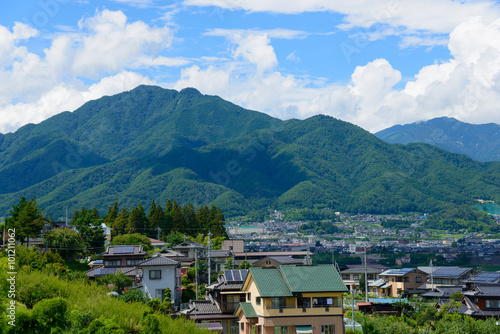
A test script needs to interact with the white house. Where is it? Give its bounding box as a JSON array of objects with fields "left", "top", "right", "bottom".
[{"left": 137, "top": 255, "right": 182, "bottom": 306}]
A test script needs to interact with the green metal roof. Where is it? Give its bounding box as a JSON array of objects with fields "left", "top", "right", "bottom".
[
  {"left": 249, "top": 267, "right": 293, "bottom": 297},
  {"left": 248, "top": 265, "right": 347, "bottom": 298},
  {"left": 237, "top": 302, "right": 257, "bottom": 319},
  {"left": 280, "top": 265, "right": 348, "bottom": 293}
]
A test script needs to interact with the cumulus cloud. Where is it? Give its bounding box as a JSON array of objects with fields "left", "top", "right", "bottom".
[
  {"left": 0, "top": 10, "right": 178, "bottom": 133},
  {"left": 171, "top": 15, "right": 500, "bottom": 132}
]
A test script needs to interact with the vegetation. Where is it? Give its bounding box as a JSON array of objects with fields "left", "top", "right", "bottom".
[{"left": 0, "top": 86, "right": 499, "bottom": 221}]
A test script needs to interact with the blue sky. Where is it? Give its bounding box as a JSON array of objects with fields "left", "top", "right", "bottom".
[{"left": 1, "top": 0, "right": 500, "bottom": 134}]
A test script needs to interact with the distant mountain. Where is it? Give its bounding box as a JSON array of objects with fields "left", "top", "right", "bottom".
[
  {"left": 0, "top": 86, "right": 499, "bottom": 218},
  {"left": 375, "top": 117, "right": 500, "bottom": 162}
]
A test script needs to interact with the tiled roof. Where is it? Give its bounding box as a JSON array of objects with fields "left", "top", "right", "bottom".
[
  {"left": 137, "top": 255, "right": 179, "bottom": 267},
  {"left": 102, "top": 245, "right": 147, "bottom": 256},
  {"left": 185, "top": 300, "right": 221, "bottom": 315},
  {"left": 249, "top": 265, "right": 347, "bottom": 297},
  {"left": 340, "top": 265, "right": 385, "bottom": 274},
  {"left": 470, "top": 272, "right": 500, "bottom": 282},
  {"left": 465, "top": 284, "right": 500, "bottom": 296},
  {"left": 237, "top": 302, "right": 257, "bottom": 319}
]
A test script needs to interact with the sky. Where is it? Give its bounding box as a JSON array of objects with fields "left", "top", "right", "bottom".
[{"left": 1, "top": 1, "right": 500, "bottom": 134}]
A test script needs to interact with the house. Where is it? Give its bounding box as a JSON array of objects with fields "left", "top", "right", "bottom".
[
  {"left": 222, "top": 239, "right": 245, "bottom": 253},
  {"left": 86, "top": 245, "right": 148, "bottom": 280},
  {"left": 174, "top": 241, "right": 205, "bottom": 258},
  {"left": 231, "top": 251, "right": 311, "bottom": 267},
  {"left": 252, "top": 256, "right": 303, "bottom": 268},
  {"left": 339, "top": 264, "right": 388, "bottom": 292},
  {"left": 149, "top": 238, "right": 167, "bottom": 250},
  {"left": 137, "top": 254, "right": 182, "bottom": 307},
  {"left": 235, "top": 265, "right": 348, "bottom": 334},
  {"left": 418, "top": 266, "right": 477, "bottom": 289},
  {"left": 421, "top": 286, "right": 463, "bottom": 299},
  {"left": 460, "top": 284, "right": 500, "bottom": 318},
  {"left": 181, "top": 269, "right": 248, "bottom": 334},
  {"left": 372, "top": 268, "right": 428, "bottom": 297}
]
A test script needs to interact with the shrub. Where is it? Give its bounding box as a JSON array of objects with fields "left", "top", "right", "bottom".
[
  {"left": 119, "top": 288, "right": 148, "bottom": 303},
  {"left": 32, "top": 297, "right": 68, "bottom": 332},
  {"left": 142, "top": 314, "right": 160, "bottom": 334}
]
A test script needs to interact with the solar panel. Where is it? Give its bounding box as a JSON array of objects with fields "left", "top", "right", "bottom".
[
  {"left": 233, "top": 270, "right": 242, "bottom": 281},
  {"left": 95, "top": 268, "right": 116, "bottom": 276},
  {"left": 473, "top": 272, "right": 500, "bottom": 282},
  {"left": 113, "top": 246, "right": 135, "bottom": 254},
  {"left": 224, "top": 269, "right": 248, "bottom": 282},
  {"left": 433, "top": 267, "right": 469, "bottom": 277},
  {"left": 224, "top": 270, "right": 234, "bottom": 282}
]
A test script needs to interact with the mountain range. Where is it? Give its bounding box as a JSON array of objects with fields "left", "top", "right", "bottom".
[
  {"left": 375, "top": 117, "right": 500, "bottom": 162},
  {"left": 0, "top": 85, "right": 499, "bottom": 219}
]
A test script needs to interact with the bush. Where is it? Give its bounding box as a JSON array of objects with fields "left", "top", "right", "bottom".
[
  {"left": 68, "top": 309, "right": 96, "bottom": 332},
  {"left": 32, "top": 297, "right": 69, "bottom": 332},
  {"left": 81, "top": 317, "right": 125, "bottom": 334},
  {"left": 142, "top": 314, "right": 160, "bottom": 334},
  {"left": 97, "top": 273, "right": 133, "bottom": 293},
  {"left": 119, "top": 289, "right": 148, "bottom": 303}
]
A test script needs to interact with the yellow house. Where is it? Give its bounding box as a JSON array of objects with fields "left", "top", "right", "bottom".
[{"left": 235, "top": 265, "right": 348, "bottom": 334}]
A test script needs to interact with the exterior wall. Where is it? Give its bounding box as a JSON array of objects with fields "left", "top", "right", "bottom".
[
  {"left": 258, "top": 315, "right": 344, "bottom": 334},
  {"left": 260, "top": 293, "right": 343, "bottom": 318},
  {"left": 141, "top": 265, "right": 178, "bottom": 304},
  {"left": 382, "top": 271, "right": 428, "bottom": 297}
]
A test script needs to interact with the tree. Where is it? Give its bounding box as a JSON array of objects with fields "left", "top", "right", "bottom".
[
  {"left": 128, "top": 204, "right": 148, "bottom": 234},
  {"left": 359, "top": 273, "right": 366, "bottom": 293},
  {"left": 6, "top": 197, "right": 46, "bottom": 246},
  {"left": 43, "top": 228, "right": 86, "bottom": 260},
  {"left": 238, "top": 261, "right": 251, "bottom": 269},
  {"left": 72, "top": 208, "right": 106, "bottom": 254},
  {"left": 224, "top": 257, "right": 234, "bottom": 270},
  {"left": 110, "top": 233, "right": 152, "bottom": 252}
]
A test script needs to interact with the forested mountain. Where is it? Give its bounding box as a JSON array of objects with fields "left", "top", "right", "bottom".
[
  {"left": 0, "top": 86, "right": 499, "bottom": 218},
  {"left": 375, "top": 117, "right": 500, "bottom": 162}
]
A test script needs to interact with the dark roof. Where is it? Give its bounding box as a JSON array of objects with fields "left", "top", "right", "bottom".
[
  {"left": 195, "top": 323, "right": 224, "bottom": 331},
  {"left": 102, "top": 245, "right": 147, "bottom": 256},
  {"left": 431, "top": 267, "right": 473, "bottom": 278},
  {"left": 248, "top": 265, "right": 347, "bottom": 297},
  {"left": 254, "top": 256, "right": 303, "bottom": 265},
  {"left": 340, "top": 265, "right": 386, "bottom": 274},
  {"left": 209, "top": 250, "right": 232, "bottom": 258},
  {"left": 186, "top": 300, "right": 221, "bottom": 315},
  {"left": 421, "top": 286, "right": 463, "bottom": 298},
  {"left": 174, "top": 241, "right": 204, "bottom": 249},
  {"left": 470, "top": 272, "right": 500, "bottom": 282},
  {"left": 86, "top": 266, "right": 140, "bottom": 278},
  {"left": 137, "top": 255, "right": 179, "bottom": 267},
  {"left": 465, "top": 284, "right": 500, "bottom": 297},
  {"left": 224, "top": 270, "right": 248, "bottom": 282}
]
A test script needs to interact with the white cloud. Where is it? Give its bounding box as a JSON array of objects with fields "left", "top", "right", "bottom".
[
  {"left": 185, "top": 0, "right": 500, "bottom": 47},
  {"left": 0, "top": 72, "right": 155, "bottom": 133},
  {"left": 171, "top": 15, "right": 500, "bottom": 132},
  {"left": 0, "top": 9, "right": 176, "bottom": 133}
]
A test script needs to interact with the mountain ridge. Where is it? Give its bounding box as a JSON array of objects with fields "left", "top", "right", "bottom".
[
  {"left": 375, "top": 117, "right": 500, "bottom": 162},
  {"left": 0, "top": 86, "right": 499, "bottom": 218}
]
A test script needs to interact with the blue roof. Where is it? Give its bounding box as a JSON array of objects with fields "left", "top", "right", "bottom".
[
  {"left": 113, "top": 246, "right": 135, "bottom": 254},
  {"left": 472, "top": 272, "right": 500, "bottom": 282},
  {"left": 432, "top": 267, "right": 471, "bottom": 278},
  {"left": 369, "top": 298, "right": 408, "bottom": 304},
  {"left": 94, "top": 268, "right": 116, "bottom": 276},
  {"left": 385, "top": 268, "right": 415, "bottom": 275}
]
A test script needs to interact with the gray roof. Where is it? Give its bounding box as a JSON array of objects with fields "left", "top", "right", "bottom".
[
  {"left": 102, "top": 245, "right": 147, "bottom": 256},
  {"left": 465, "top": 284, "right": 500, "bottom": 297},
  {"left": 381, "top": 268, "right": 418, "bottom": 276},
  {"left": 209, "top": 249, "right": 232, "bottom": 258},
  {"left": 369, "top": 278, "right": 385, "bottom": 287},
  {"left": 431, "top": 267, "right": 473, "bottom": 278},
  {"left": 470, "top": 272, "right": 500, "bottom": 282},
  {"left": 421, "top": 286, "right": 462, "bottom": 298},
  {"left": 340, "top": 265, "right": 386, "bottom": 274},
  {"left": 137, "top": 255, "right": 179, "bottom": 267}
]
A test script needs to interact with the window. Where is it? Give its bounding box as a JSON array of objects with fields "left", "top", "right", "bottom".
[
  {"left": 247, "top": 293, "right": 251, "bottom": 301},
  {"left": 367, "top": 274, "right": 375, "bottom": 280},
  {"left": 321, "top": 324, "right": 335, "bottom": 334},
  {"left": 256, "top": 297, "right": 261, "bottom": 305},
  {"left": 274, "top": 326, "right": 290, "bottom": 334},
  {"left": 155, "top": 289, "right": 165, "bottom": 301},
  {"left": 126, "top": 259, "right": 143, "bottom": 266},
  {"left": 271, "top": 297, "right": 286, "bottom": 309},
  {"left": 397, "top": 288, "right": 402, "bottom": 295},
  {"left": 241, "top": 323, "right": 245, "bottom": 331},
  {"left": 149, "top": 270, "right": 161, "bottom": 279},
  {"left": 403, "top": 277, "right": 409, "bottom": 283},
  {"left": 485, "top": 300, "right": 500, "bottom": 308},
  {"left": 353, "top": 274, "right": 359, "bottom": 280},
  {"left": 342, "top": 274, "right": 350, "bottom": 280},
  {"left": 226, "top": 295, "right": 241, "bottom": 311},
  {"left": 104, "top": 260, "right": 121, "bottom": 267},
  {"left": 313, "top": 297, "right": 338, "bottom": 308},
  {"left": 297, "top": 297, "right": 311, "bottom": 308},
  {"left": 415, "top": 276, "right": 422, "bottom": 283}
]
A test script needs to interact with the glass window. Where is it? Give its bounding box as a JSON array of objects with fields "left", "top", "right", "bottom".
[
  {"left": 155, "top": 289, "right": 165, "bottom": 301},
  {"left": 274, "top": 326, "right": 289, "bottom": 334},
  {"left": 104, "top": 260, "right": 121, "bottom": 267},
  {"left": 313, "top": 297, "right": 337, "bottom": 307},
  {"left": 126, "top": 259, "right": 143, "bottom": 266},
  {"left": 415, "top": 277, "right": 422, "bottom": 283},
  {"left": 297, "top": 297, "right": 311, "bottom": 308},
  {"left": 321, "top": 324, "right": 335, "bottom": 334},
  {"left": 149, "top": 270, "right": 161, "bottom": 279},
  {"left": 404, "top": 277, "right": 409, "bottom": 282},
  {"left": 247, "top": 293, "right": 251, "bottom": 301},
  {"left": 342, "top": 274, "right": 350, "bottom": 280},
  {"left": 486, "top": 300, "right": 500, "bottom": 308},
  {"left": 241, "top": 323, "right": 245, "bottom": 331},
  {"left": 353, "top": 274, "right": 359, "bottom": 280},
  {"left": 256, "top": 297, "right": 261, "bottom": 305},
  {"left": 271, "top": 297, "right": 286, "bottom": 309}
]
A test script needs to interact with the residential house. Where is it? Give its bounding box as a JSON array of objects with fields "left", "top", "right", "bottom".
[
  {"left": 174, "top": 241, "right": 205, "bottom": 258},
  {"left": 252, "top": 256, "right": 303, "bottom": 268},
  {"left": 418, "top": 266, "right": 477, "bottom": 289},
  {"left": 86, "top": 245, "right": 147, "bottom": 281},
  {"left": 137, "top": 254, "right": 182, "bottom": 307},
  {"left": 371, "top": 268, "right": 427, "bottom": 297},
  {"left": 231, "top": 251, "right": 311, "bottom": 267},
  {"left": 182, "top": 269, "right": 248, "bottom": 334},
  {"left": 235, "top": 265, "right": 348, "bottom": 334},
  {"left": 421, "top": 286, "right": 463, "bottom": 300},
  {"left": 339, "top": 264, "right": 388, "bottom": 292},
  {"left": 460, "top": 284, "right": 500, "bottom": 318}
]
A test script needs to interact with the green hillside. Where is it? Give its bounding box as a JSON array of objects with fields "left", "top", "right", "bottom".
[{"left": 0, "top": 86, "right": 499, "bottom": 218}]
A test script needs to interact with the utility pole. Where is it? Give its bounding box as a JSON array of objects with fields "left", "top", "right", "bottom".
[
  {"left": 207, "top": 231, "right": 212, "bottom": 286},
  {"left": 430, "top": 259, "right": 434, "bottom": 290},
  {"left": 364, "top": 244, "right": 368, "bottom": 303},
  {"left": 195, "top": 246, "right": 199, "bottom": 300}
]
